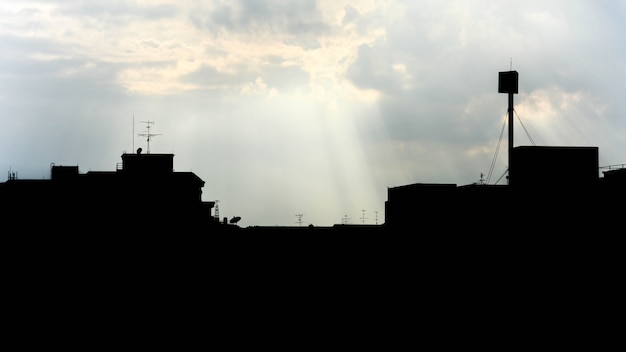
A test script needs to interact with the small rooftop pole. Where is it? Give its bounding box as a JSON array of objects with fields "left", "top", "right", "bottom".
[{"left": 296, "top": 213, "right": 304, "bottom": 226}]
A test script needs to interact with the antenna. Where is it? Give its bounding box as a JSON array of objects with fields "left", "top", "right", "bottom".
[
  {"left": 8, "top": 168, "right": 17, "bottom": 180},
  {"left": 296, "top": 213, "right": 304, "bottom": 226},
  {"left": 360, "top": 209, "right": 367, "bottom": 224},
  {"left": 137, "top": 120, "right": 161, "bottom": 154}
]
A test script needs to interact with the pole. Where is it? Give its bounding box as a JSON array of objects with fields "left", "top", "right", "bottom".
[
  {"left": 508, "top": 92, "right": 514, "bottom": 185},
  {"left": 499, "top": 70, "right": 518, "bottom": 185}
]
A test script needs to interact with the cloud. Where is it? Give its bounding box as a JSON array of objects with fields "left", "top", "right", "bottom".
[
  {"left": 54, "top": 0, "right": 180, "bottom": 22},
  {"left": 196, "top": 0, "right": 328, "bottom": 36},
  {"left": 1, "top": 1, "right": 625, "bottom": 226}
]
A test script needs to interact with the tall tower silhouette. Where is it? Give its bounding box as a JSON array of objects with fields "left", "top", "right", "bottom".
[{"left": 498, "top": 70, "right": 518, "bottom": 185}]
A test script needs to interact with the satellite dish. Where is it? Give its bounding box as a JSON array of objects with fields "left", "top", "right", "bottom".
[
  {"left": 230, "top": 216, "right": 241, "bottom": 224},
  {"left": 137, "top": 147, "right": 142, "bottom": 154}
]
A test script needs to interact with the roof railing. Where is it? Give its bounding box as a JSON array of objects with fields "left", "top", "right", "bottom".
[{"left": 599, "top": 164, "right": 626, "bottom": 171}]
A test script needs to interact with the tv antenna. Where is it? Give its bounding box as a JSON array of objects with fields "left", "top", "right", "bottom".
[
  {"left": 296, "top": 213, "right": 304, "bottom": 226},
  {"left": 360, "top": 209, "right": 368, "bottom": 224},
  {"left": 137, "top": 120, "right": 161, "bottom": 154}
]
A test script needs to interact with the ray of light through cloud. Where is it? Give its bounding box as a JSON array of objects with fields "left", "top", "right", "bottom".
[{"left": 1, "top": 0, "right": 625, "bottom": 227}]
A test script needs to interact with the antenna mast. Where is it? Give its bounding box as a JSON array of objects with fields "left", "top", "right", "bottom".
[
  {"left": 137, "top": 120, "right": 161, "bottom": 154},
  {"left": 296, "top": 213, "right": 304, "bottom": 226},
  {"left": 498, "top": 70, "right": 518, "bottom": 185}
]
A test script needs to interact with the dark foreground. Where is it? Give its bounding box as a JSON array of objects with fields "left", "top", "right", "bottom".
[{"left": 4, "top": 223, "right": 621, "bottom": 350}]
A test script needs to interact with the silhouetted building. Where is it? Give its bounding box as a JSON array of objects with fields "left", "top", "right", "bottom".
[
  {"left": 512, "top": 146, "right": 599, "bottom": 188},
  {"left": 384, "top": 145, "right": 625, "bottom": 232},
  {"left": 0, "top": 152, "right": 227, "bottom": 232},
  {"left": 385, "top": 71, "right": 624, "bottom": 233}
]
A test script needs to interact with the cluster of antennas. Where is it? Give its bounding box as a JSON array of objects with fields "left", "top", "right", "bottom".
[{"left": 133, "top": 119, "right": 161, "bottom": 154}]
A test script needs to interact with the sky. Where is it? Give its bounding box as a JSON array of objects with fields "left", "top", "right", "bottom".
[{"left": 1, "top": 0, "right": 625, "bottom": 227}]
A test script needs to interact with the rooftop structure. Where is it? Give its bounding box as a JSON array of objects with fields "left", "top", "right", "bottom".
[
  {"left": 384, "top": 71, "right": 625, "bottom": 231},
  {"left": 0, "top": 152, "right": 227, "bottom": 233}
]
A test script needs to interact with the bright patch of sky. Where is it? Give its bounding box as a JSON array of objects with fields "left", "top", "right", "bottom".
[{"left": 1, "top": 0, "right": 625, "bottom": 226}]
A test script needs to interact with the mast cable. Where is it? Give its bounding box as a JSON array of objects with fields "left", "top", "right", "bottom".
[
  {"left": 487, "top": 111, "right": 508, "bottom": 184},
  {"left": 514, "top": 109, "right": 536, "bottom": 146},
  {"left": 487, "top": 108, "right": 537, "bottom": 184},
  {"left": 494, "top": 168, "right": 508, "bottom": 185}
]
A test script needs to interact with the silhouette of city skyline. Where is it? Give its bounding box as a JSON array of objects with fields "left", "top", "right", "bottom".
[
  {"left": 1, "top": 71, "right": 624, "bottom": 233},
  {"left": 1, "top": 70, "right": 623, "bottom": 350}
]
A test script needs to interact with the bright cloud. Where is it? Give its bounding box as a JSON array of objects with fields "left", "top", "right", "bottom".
[{"left": 1, "top": 0, "right": 625, "bottom": 226}]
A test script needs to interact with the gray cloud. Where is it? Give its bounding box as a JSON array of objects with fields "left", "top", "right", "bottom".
[
  {"left": 1, "top": 0, "right": 625, "bottom": 227},
  {"left": 191, "top": 0, "right": 329, "bottom": 37},
  {"left": 54, "top": 1, "right": 180, "bottom": 21}
]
